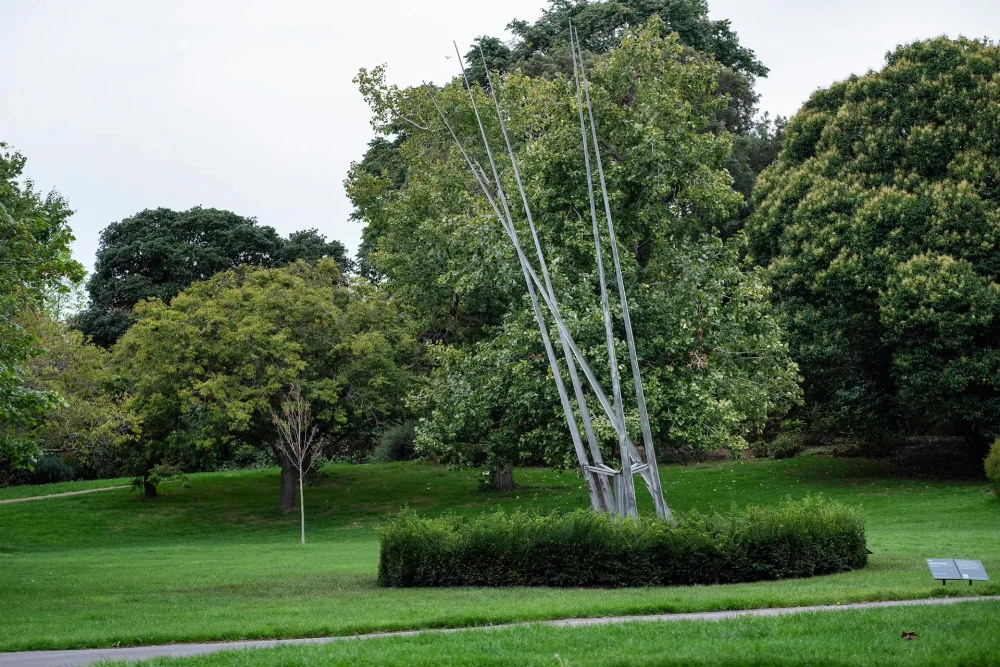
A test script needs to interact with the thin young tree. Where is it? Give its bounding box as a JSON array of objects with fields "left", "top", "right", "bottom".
[{"left": 271, "top": 384, "right": 322, "bottom": 544}]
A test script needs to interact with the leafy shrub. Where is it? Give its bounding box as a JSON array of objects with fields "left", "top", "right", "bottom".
[
  {"left": 20, "top": 455, "right": 75, "bottom": 485},
  {"left": 378, "top": 496, "right": 867, "bottom": 587},
  {"left": 369, "top": 422, "right": 416, "bottom": 463},
  {"left": 754, "top": 431, "right": 805, "bottom": 459},
  {"left": 217, "top": 444, "right": 278, "bottom": 471},
  {"left": 986, "top": 438, "right": 1000, "bottom": 498}
]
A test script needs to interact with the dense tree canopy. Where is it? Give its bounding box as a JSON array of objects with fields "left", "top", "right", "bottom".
[
  {"left": 462, "top": 0, "right": 767, "bottom": 85},
  {"left": 352, "top": 0, "right": 780, "bottom": 280},
  {"left": 77, "top": 207, "right": 351, "bottom": 347},
  {"left": 16, "top": 313, "right": 136, "bottom": 479},
  {"left": 747, "top": 37, "right": 1000, "bottom": 456},
  {"left": 0, "top": 143, "right": 84, "bottom": 481},
  {"left": 350, "top": 20, "right": 800, "bottom": 481},
  {"left": 114, "top": 259, "right": 420, "bottom": 505}
]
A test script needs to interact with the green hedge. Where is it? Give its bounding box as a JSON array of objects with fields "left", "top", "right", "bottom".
[{"left": 378, "top": 496, "right": 867, "bottom": 587}]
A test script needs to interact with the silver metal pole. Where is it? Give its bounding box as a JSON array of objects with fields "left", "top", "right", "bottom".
[
  {"left": 474, "top": 47, "right": 616, "bottom": 511},
  {"left": 568, "top": 23, "right": 637, "bottom": 517},
  {"left": 422, "top": 83, "right": 632, "bottom": 443},
  {"left": 571, "top": 25, "right": 671, "bottom": 519},
  {"left": 451, "top": 49, "right": 615, "bottom": 511},
  {"left": 421, "top": 81, "right": 606, "bottom": 512}
]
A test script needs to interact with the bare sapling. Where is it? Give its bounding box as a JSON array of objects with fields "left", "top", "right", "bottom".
[{"left": 271, "top": 384, "right": 323, "bottom": 544}]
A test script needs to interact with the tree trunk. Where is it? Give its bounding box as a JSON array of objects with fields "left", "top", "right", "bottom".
[
  {"left": 299, "top": 472, "right": 306, "bottom": 545},
  {"left": 492, "top": 462, "right": 516, "bottom": 492},
  {"left": 143, "top": 480, "right": 157, "bottom": 498},
  {"left": 279, "top": 461, "right": 297, "bottom": 511}
]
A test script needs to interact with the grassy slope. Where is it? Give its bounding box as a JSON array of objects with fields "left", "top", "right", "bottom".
[
  {"left": 118, "top": 601, "right": 1000, "bottom": 667},
  {"left": 0, "top": 457, "right": 997, "bottom": 652}
]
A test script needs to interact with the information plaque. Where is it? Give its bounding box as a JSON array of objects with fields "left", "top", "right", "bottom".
[
  {"left": 955, "top": 559, "right": 990, "bottom": 581},
  {"left": 926, "top": 558, "right": 990, "bottom": 585}
]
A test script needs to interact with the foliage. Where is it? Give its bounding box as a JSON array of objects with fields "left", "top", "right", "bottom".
[
  {"left": 753, "top": 428, "right": 807, "bottom": 460},
  {"left": 18, "top": 454, "right": 76, "bottom": 485},
  {"left": 77, "top": 207, "right": 352, "bottom": 347},
  {"left": 463, "top": 0, "right": 767, "bottom": 135},
  {"left": 747, "top": 38, "right": 1000, "bottom": 455},
  {"left": 351, "top": 20, "right": 800, "bottom": 478},
  {"left": 986, "top": 438, "right": 1000, "bottom": 497},
  {"left": 378, "top": 496, "right": 867, "bottom": 587},
  {"left": 353, "top": 2, "right": 780, "bottom": 278},
  {"left": 2, "top": 456, "right": 997, "bottom": 651},
  {"left": 16, "top": 313, "right": 137, "bottom": 479},
  {"left": 0, "top": 143, "right": 85, "bottom": 481},
  {"left": 113, "top": 259, "right": 420, "bottom": 501},
  {"left": 368, "top": 421, "right": 417, "bottom": 463},
  {"left": 216, "top": 443, "right": 277, "bottom": 471},
  {"left": 465, "top": 0, "right": 766, "bottom": 83}
]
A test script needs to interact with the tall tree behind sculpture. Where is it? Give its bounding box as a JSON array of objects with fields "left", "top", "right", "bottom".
[
  {"left": 352, "top": 19, "right": 800, "bottom": 493},
  {"left": 429, "top": 24, "right": 670, "bottom": 516}
]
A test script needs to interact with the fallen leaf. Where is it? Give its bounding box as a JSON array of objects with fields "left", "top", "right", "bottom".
[{"left": 901, "top": 631, "right": 919, "bottom": 640}]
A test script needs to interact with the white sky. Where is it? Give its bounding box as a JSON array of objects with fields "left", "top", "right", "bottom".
[{"left": 1, "top": 0, "right": 998, "bottom": 273}]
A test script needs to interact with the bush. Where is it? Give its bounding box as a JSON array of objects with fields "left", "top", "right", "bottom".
[
  {"left": 217, "top": 444, "right": 278, "bottom": 471},
  {"left": 378, "top": 496, "right": 868, "bottom": 587},
  {"left": 754, "top": 431, "right": 805, "bottom": 459},
  {"left": 986, "top": 438, "right": 1000, "bottom": 498},
  {"left": 368, "top": 422, "right": 416, "bottom": 463},
  {"left": 21, "top": 455, "right": 76, "bottom": 485}
]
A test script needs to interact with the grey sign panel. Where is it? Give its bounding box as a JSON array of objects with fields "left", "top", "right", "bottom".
[
  {"left": 926, "top": 559, "right": 962, "bottom": 580},
  {"left": 955, "top": 560, "right": 990, "bottom": 581}
]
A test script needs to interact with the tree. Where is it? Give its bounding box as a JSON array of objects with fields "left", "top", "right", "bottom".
[
  {"left": 114, "top": 259, "right": 419, "bottom": 506},
  {"left": 0, "top": 143, "right": 84, "bottom": 483},
  {"left": 272, "top": 384, "right": 322, "bottom": 543},
  {"left": 461, "top": 0, "right": 767, "bottom": 89},
  {"left": 16, "top": 313, "right": 138, "bottom": 478},
  {"left": 350, "top": 19, "right": 800, "bottom": 487},
  {"left": 746, "top": 37, "right": 1000, "bottom": 459},
  {"left": 352, "top": 0, "right": 780, "bottom": 278},
  {"left": 76, "top": 207, "right": 352, "bottom": 347}
]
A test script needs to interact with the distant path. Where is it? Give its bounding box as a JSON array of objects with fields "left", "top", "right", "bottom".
[
  {"left": 0, "top": 596, "right": 993, "bottom": 667},
  {"left": 0, "top": 486, "right": 128, "bottom": 505}
]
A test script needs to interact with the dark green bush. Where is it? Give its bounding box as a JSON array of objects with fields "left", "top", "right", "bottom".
[
  {"left": 20, "top": 455, "right": 76, "bottom": 485},
  {"left": 369, "top": 422, "right": 416, "bottom": 463},
  {"left": 986, "top": 438, "right": 1000, "bottom": 498},
  {"left": 378, "top": 496, "right": 867, "bottom": 587}
]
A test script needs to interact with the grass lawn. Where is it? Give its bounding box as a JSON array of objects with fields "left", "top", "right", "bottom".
[
  {"left": 114, "top": 600, "right": 1000, "bottom": 667},
  {"left": 0, "top": 476, "right": 131, "bottom": 501},
  {"left": 0, "top": 456, "right": 997, "bottom": 652}
]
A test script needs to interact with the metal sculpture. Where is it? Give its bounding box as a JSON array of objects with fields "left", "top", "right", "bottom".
[{"left": 423, "top": 25, "right": 671, "bottom": 519}]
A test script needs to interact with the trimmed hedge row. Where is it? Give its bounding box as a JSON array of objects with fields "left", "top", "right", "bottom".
[{"left": 378, "top": 496, "right": 867, "bottom": 587}]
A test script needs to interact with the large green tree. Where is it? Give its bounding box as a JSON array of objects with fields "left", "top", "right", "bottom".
[
  {"left": 114, "top": 259, "right": 419, "bottom": 506},
  {"left": 16, "top": 313, "right": 137, "bottom": 478},
  {"left": 77, "top": 207, "right": 351, "bottom": 347},
  {"left": 350, "top": 20, "right": 800, "bottom": 485},
  {"left": 353, "top": 0, "right": 780, "bottom": 279},
  {"left": 746, "top": 37, "right": 1000, "bottom": 459},
  {"left": 0, "top": 143, "right": 84, "bottom": 483}
]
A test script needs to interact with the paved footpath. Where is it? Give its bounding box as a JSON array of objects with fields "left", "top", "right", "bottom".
[
  {"left": 0, "top": 596, "right": 993, "bottom": 667},
  {"left": 0, "top": 487, "right": 128, "bottom": 505}
]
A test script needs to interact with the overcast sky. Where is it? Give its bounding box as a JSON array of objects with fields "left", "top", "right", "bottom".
[{"left": 2, "top": 0, "right": 998, "bottom": 273}]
